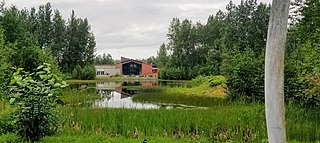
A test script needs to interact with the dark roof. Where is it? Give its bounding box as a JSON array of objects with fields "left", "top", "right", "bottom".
[
  {"left": 120, "top": 57, "right": 143, "bottom": 64},
  {"left": 120, "top": 57, "right": 158, "bottom": 67}
]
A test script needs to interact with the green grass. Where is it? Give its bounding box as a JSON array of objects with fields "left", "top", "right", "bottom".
[
  {"left": 1, "top": 101, "right": 319, "bottom": 142},
  {"left": 56, "top": 105, "right": 319, "bottom": 142},
  {"left": 60, "top": 89, "right": 101, "bottom": 106},
  {"left": 0, "top": 133, "right": 208, "bottom": 143},
  {"left": 1, "top": 79, "right": 319, "bottom": 142},
  {"left": 132, "top": 85, "right": 227, "bottom": 107},
  {"left": 66, "top": 77, "right": 188, "bottom": 83},
  {"left": 0, "top": 101, "right": 4, "bottom": 110},
  {"left": 59, "top": 106, "right": 267, "bottom": 142}
]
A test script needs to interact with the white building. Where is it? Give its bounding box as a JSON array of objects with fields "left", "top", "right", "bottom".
[{"left": 95, "top": 65, "right": 121, "bottom": 77}]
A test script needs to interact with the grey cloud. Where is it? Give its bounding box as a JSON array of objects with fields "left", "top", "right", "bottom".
[{"left": 7, "top": 0, "right": 271, "bottom": 59}]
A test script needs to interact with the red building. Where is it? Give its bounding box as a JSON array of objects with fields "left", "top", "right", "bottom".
[{"left": 119, "top": 57, "right": 160, "bottom": 77}]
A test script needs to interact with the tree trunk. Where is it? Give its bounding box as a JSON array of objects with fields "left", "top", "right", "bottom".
[{"left": 265, "top": 0, "right": 290, "bottom": 143}]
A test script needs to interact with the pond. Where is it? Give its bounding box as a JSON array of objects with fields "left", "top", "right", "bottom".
[{"left": 69, "top": 80, "right": 198, "bottom": 109}]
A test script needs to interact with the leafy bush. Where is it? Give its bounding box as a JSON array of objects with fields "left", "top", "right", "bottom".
[
  {"left": 159, "top": 67, "right": 192, "bottom": 80},
  {"left": 188, "top": 75, "right": 226, "bottom": 88},
  {"left": 285, "top": 41, "right": 320, "bottom": 109},
  {"left": 81, "top": 65, "right": 96, "bottom": 80},
  {"left": 188, "top": 75, "right": 208, "bottom": 87},
  {"left": 111, "top": 73, "right": 120, "bottom": 77},
  {"left": 208, "top": 76, "right": 226, "bottom": 87},
  {"left": 72, "top": 65, "right": 96, "bottom": 80},
  {"left": 221, "top": 49, "right": 264, "bottom": 102},
  {"left": 0, "top": 106, "right": 14, "bottom": 135},
  {"left": 7, "top": 63, "right": 68, "bottom": 141}
]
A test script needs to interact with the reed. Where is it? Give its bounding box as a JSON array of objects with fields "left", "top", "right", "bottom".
[
  {"left": 60, "top": 88, "right": 101, "bottom": 106},
  {"left": 57, "top": 105, "right": 319, "bottom": 142},
  {"left": 132, "top": 85, "right": 227, "bottom": 107}
]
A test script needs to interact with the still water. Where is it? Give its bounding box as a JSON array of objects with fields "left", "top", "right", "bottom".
[{"left": 70, "top": 80, "right": 195, "bottom": 109}]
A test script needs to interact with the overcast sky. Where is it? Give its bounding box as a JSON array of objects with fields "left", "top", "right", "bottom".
[{"left": 7, "top": 0, "right": 270, "bottom": 60}]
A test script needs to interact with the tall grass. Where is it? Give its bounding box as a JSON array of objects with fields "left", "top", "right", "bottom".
[
  {"left": 0, "top": 101, "right": 4, "bottom": 110},
  {"left": 60, "top": 105, "right": 266, "bottom": 142},
  {"left": 60, "top": 88, "right": 101, "bottom": 106},
  {"left": 286, "top": 105, "right": 320, "bottom": 141},
  {"left": 59, "top": 105, "right": 319, "bottom": 142},
  {"left": 132, "top": 85, "right": 227, "bottom": 107}
]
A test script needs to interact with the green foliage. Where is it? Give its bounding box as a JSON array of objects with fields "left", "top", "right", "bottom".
[
  {"left": 57, "top": 104, "right": 319, "bottom": 142},
  {"left": 284, "top": 0, "right": 320, "bottom": 109},
  {"left": 221, "top": 49, "right": 265, "bottom": 102},
  {"left": 285, "top": 41, "right": 320, "bottom": 109},
  {"left": 159, "top": 67, "right": 192, "bottom": 80},
  {"left": 62, "top": 10, "right": 96, "bottom": 73},
  {"left": 156, "top": 43, "right": 168, "bottom": 67},
  {"left": 188, "top": 75, "right": 226, "bottom": 88},
  {"left": 0, "top": 3, "right": 96, "bottom": 80},
  {"left": 158, "top": 0, "right": 270, "bottom": 102},
  {"left": 111, "top": 73, "right": 121, "bottom": 77},
  {"left": 188, "top": 75, "right": 208, "bottom": 87},
  {"left": 61, "top": 88, "right": 100, "bottom": 105},
  {"left": 0, "top": 106, "right": 14, "bottom": 135},
  {"left": 7, "top": 63, "right": 68, "bottom": 141},
  {"left": 72, "top": 65, "right": 96, "bottom": 80},
  {"left": 208, "top": 76, "right": 226, "bottom": 87},
  {"left": 95, "top": 53, "right": 114, "bottom": 65}
]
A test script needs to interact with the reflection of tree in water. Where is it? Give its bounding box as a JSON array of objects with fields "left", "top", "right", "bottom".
[
  {"left": 122, "top": 81, "right": 141, "bottom": 86},
  {"left": 98, "top": 90, "right": 113, "bottom": 100},
  {"left": 121, "top": 88, "right": 136, "bottom": 95},
  {"left": 68, "top": 83, "right": 97, "bottom": 90}
]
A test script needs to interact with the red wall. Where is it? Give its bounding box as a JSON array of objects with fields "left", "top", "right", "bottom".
[{"left": 141, "top": 63, "right": 159, "bottom": 77}]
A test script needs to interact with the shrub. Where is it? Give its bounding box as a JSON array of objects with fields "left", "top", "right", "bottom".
[
  {"left": 221, "top": 49, "right": 265, "bottom": 102},
  {"left": 188, "top": 75, "right": 208, "bottom": 87},
  {"left": 7, "top": 63, "right": 68, "bottom": 141},
  {"left": 159, "top": 67, "right": 192, "bottom": 80},
  {"left": 72, "top": 65, "right": 96, "bottom": 80},
  {"left": 111, "top": 73, "right": 120, "bottom": 77},
  {"left": 80, "top": 65, "right": 96, "bottom": 80},
  {"left": 285, "top": 41, "right": 320, "bottom": 109},
  {"left": 208, "top": 76, "right": 226, "bottom": 87},
  {"left": 0, "top": 106, "right": 14, "bottom": 135}
]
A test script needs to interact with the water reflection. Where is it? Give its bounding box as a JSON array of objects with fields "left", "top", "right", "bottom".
[
  {"left": 93, "top": 91, "right": 159, "bottom": 109},
  {"left": 69, "top": 80, "right": 194, "bottom": 109}
]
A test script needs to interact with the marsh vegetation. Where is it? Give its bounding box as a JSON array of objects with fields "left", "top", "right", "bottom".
[{"left": 1, "top": 0, "right": 320, "bottom": 142}]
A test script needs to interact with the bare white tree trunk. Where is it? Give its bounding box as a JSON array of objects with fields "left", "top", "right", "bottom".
[{"left": 265, "top": 0, "right": 290, "bottom": 143}]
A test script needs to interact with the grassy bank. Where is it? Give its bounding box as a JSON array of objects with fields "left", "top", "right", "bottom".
[
  {"left": 55, "top": 105, "right": 319, "bottom": 142},
  {"left": 60, "top": 88, "right": 101, "bottom": 106},
  {"left": 1, "top": 101, "right": 319, "bottom": 142},
  {"left": 0, "top": 133, "right": 208, "bottom": 143},
  {"left": 0, "top": 101, "right": 4, "bottom": 110},
  {"left": 1, "top": 77, "right": 319, "bottom": 142},
  {"left": 132, "top": 80, "right": 227, "bottom": 107},
  {"left": 66, "top": 76, "right": 189, "bottom": 83}
]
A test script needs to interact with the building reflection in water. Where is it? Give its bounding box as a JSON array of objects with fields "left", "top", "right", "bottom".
[{"left": 94, "top": 81, "right": 160, "bottom": 109}]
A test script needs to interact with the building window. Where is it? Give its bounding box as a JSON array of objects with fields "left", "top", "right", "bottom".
[
  {"left": 152, "top": 69, "right": 158, "bottom": 73},
  {"left": 97, "top": 71, "right": 105, "bottom": 75}
]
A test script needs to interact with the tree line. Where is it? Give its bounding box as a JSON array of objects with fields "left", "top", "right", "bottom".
[
  {"left": 0, "top": 2, "right": 96, "bottom": 81},
  {"left": 154, "top": 0, "right": 320, "bottom": 109}
]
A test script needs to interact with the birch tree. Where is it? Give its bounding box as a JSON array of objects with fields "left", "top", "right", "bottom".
[{"left": 265, "top": 0, "right": 290, "bottom": 142}]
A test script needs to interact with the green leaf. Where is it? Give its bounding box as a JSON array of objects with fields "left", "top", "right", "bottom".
[
  {"left": 10, "top": 79, "right": 16, "bottom": 85},
  {"left": 36, "top": 65, "right": 44, "bottom": 70},
  {"left": 36, "top": 71, "right": 46, "bottom": 75},
  {"left": 62, "top": 81, "right": 67, "bottom": 85},
  {"left": 61, "top": 84, "right": 68, "bottom": 88},
  {"left": 9, "top": 98, "right": 16, "bottom": 104},
  {"left": 53, "top": 83, "right": 61, "bottom": 88},
  {"left": 39, "top": 75, "right": 45, "bottom": 79}
]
